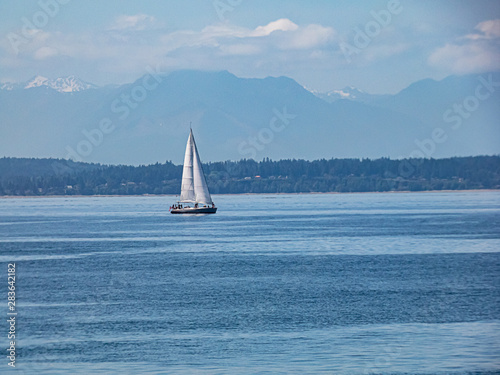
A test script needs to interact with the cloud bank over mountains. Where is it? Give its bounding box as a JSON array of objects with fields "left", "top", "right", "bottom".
[{"left": 1, "top": 2, "right": 498, "bottom": 93}]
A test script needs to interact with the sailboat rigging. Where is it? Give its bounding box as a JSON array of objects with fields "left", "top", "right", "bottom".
[{"left": 170, "top": 129, "right": 217, "bottom": 214}]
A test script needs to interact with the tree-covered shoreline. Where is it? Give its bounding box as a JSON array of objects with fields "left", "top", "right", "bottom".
[{"left": 1, "top": 156, "right": 499, "bottom": 196}]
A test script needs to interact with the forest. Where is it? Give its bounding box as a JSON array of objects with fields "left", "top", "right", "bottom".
[{"left": 0, "top": 155, "right": 499, "bottom": 196}]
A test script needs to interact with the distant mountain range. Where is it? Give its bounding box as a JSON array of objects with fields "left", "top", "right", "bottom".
[{"left": 0, "top": 70, "right": 498, "bottom": 165}]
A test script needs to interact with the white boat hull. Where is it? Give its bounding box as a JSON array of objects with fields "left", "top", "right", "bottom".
[{"left": 171, "top": 207, "right": 217, "bottom": 214}]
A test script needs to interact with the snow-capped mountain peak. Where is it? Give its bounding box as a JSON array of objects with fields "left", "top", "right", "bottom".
[
  {"left": 25, "top": 75, "right": 50, "bottom": 89},
  {"left": 0, "top": 75, "right": 98, "bottom": 93},
  {"left": 309, "top": 85, "right": 385, "bottom": 104},
  {"left": 0, "top": 82, "right": 16, "bottom": 90},
  {"left": 50, "top": 75, "right": 97, "bottom": 92},
  {"left": 327, "top": 86, "right": 365, "bottom": 100},
  {"left": 331, "top": 89, "right": 352, "bottom": 99},
  {"left": 309, "top": 86, "right": 363, "bottom": 103}
]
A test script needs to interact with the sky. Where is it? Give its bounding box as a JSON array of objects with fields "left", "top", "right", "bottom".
[{"left": 0, "top": 0, "right": 499, "bottom": 94}]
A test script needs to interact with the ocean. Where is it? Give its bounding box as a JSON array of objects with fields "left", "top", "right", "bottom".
[{"left": 1, "top": 191, "right": 499, "bottom": 374}]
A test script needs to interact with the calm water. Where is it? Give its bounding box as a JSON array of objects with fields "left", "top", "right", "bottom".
[{"left": 1, "top": 192, "right": 499, "bottom": 374}]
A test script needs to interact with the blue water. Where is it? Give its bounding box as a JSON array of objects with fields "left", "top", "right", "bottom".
[{"left": 1, "top": 191, "right": 499, "bottom": 374}]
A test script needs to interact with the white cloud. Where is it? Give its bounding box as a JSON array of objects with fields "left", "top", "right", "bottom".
[
  {"left": 109, "top": 14, "right": 158, "bottom": 31},
  {"left": 279, "top": 24, "right": 336, "bottom": 50},
  {"left": 465, "top": 19, "right": 500, "bottom": 40},
  {"left": 429, "top": 19, "right": 500, "bottom": 74},
  {"left": 196, "top": 18, "right": 334, "bottom": 51},
  {"left": 0, "top": 17, "right": 338, "bottom": 83},
  {"left": 428, "top": 42, "right": 500, "bottom": 74},
  {"left": 251, "top": 18, "right": 299, "bottom": 37},
  {"left": 200, "top": 24, "right": 249, "bottom": 39},
  {"left": 200, "top": 19, "right": 336, "bottom": 54}
]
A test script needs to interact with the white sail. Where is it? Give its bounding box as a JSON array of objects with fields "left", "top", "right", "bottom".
[
  {"left": 180, "top": 131, "right": 196, "bottom": 202},
  {"left": 192, "top": 133, "right": 213, "bottom": 205},
  {"left": 180, "top": 129, "right": 213, "bottom": 205}
]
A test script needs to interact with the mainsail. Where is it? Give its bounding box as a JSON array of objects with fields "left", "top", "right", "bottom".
[
  {"left": 179, "top": 130, "right": 213, "bottom": 205},
  {"left": 180, "top": 131, "right": 195, "bottom": 202}
]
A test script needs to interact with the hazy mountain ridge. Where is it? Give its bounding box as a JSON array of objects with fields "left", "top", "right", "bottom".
[
  {"left": 1, "top": 70, "right": 498, "bottom": 165},
  {"left": 0, "top": 157, "right": 101, "bottom": 179}
]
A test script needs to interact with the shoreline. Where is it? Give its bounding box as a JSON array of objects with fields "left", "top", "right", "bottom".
[{"left": 0, "top": 189, "right": 498, "bottom": 199}]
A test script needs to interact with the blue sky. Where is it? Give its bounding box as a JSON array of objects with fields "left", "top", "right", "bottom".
[{"left": 1, "top": 0, "right": 499, "bottom": 93}]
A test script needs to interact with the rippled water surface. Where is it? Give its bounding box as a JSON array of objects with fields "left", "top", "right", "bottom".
[{"left": 1, "top": 192, "right": 499, "bottom": 374}]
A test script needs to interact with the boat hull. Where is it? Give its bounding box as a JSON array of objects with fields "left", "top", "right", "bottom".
[{"left": 171, "top": 207, "right": 217, "bottom": 214}]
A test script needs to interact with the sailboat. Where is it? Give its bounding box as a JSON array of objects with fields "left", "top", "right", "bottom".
[{"left": 170, "top": 129, "right": 217, "bottom": 214}]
